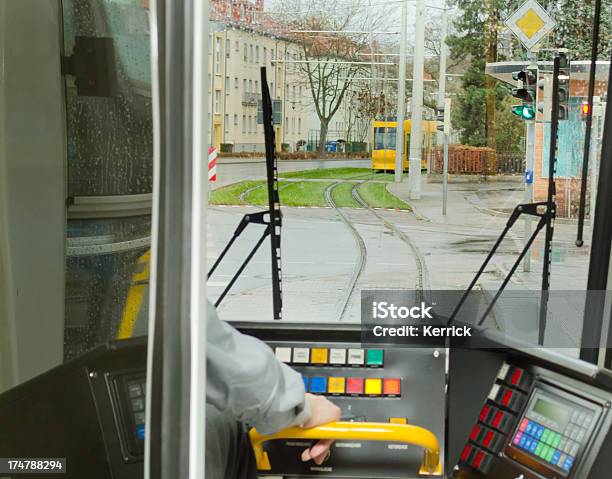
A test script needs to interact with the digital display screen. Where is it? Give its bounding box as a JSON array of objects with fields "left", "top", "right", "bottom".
[{"left": 533, "top": 398, "right": 570, "bottom": 428}]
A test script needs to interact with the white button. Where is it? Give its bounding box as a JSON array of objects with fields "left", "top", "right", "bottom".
[
  {"left": 347, "top": 348, "right": 365, "bottom": 365},
  {"left": 293, "top": 347, "right": 310, "bottom": 363},
  {"left": 275, "top": 347, "right": 292, "bottom": 363},
  {"left": 329, "top": 348, "right": 347, "bottom": 365}
]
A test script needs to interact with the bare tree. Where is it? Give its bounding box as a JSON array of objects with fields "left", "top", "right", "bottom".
[{"left": 276, "top": 0, "right": 388, "bottom": 154}]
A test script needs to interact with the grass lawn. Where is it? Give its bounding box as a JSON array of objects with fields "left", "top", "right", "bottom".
[
  {"left": 331, "top": 182, "right": 360, "bottom": 207},
  {"left": 246, "top": 181, "right": 335, "bottom": 207},
  {"left": 279, "top": 167, "right": 407, "bottom": 182},
  {"left": 208, "top": 180, "right": 263, "bottom": 205},
  {"left": 357, "top": 182, "right": 411, "bottom": 211}
]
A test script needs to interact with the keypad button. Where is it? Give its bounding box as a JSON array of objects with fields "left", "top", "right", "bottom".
[
  {"left": 569, "top": 443, "right": 579, "bottom": 456},
  {"left": 471, "top": 425, "right": 483, "bottom": 442},
  {"left": 525, "top": 421, "right": 535, "bottom": 435},
  {"left": 551, "top": 433, "right": 561, "bottom": 448},
  {"left": 576, "top": 429, "right": 586, "bottom": 442},
  {"left": 563, "top": 456, "right": 574, "bottom": 472},
  {"left": 128, "top": 383, "right": 142, "bottom": 398},
  {"left": 293, "top": 348, "right": 310, "bottom": 364},
  {"left": 275, "top": 347, "right": 292, "bottom": 363},
  {"left": 552, "top": 449, "right": 561, "bottom": 465},
  {"left": 528, "top": 440, "right": 538, "bottom": 453},
  {"left": 541, "top": 429, "right": 551, "bottom": 444},
  {"left": 571, "top": 410, "right": 580, "bottom": 423},
  {"left": 383, "top": 378, "right": 401, "bottom": 396},
  {"left": 132, "top": 398, "right": 144, "bottom": 412},
  {"left": 513, "top": 432, "right": 523, "bottom": 445},
  {"left": 558, "top": 453, "right": 568, "bottom": 466},
  {"left": 523, "top": 437, "right": 533, "bottom": 451},
  {"left": 545, "top": 447, "right": 555, "bottom": 462},
  {"left": 134, "top": 412, "right": 145, "bottom": 425},
  {"left": 534, "top": 443, "right": 544, "bottom": 457},
  {"left": 329, "top": 348, "right": 347, "bottom": 365},
  {"left": 309, "top": 377, "right": 327, "bottom": 394},
  {"left": 518, "top": 435, "right": 528, "bottom": 449},
  {"left": 347, "top": 348, "right": 365, "bottom": 365},
  {"left": 519, "top": 419, "right": 528, "bottom": 432},
  {"left": 559, "top": 437, "right": 568, "bottom": 450},
  {"left": 346, "top": 377, "right": 364, "bottom": 395},
  {"left": 327, "top": 377, "right": 345, "bottom": 394},
  {"left": 311, "top": 348, "right": 329, "bottom": 364},
  {"left": 136, "top": 424, "right": 145, "bottom": 440},
  {"left": 365, "top": 378, "right": 382, "bottom": 395},
  {"left": 534, "top": 425, "right": 545, "bottom": 439},
  {"left": 366, "top": 349, "right": 384, "bottom": 367}
]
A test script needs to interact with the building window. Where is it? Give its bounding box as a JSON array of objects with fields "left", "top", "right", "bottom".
[
  {"left": 250, "top": 44, "right": 254, "bottom": 63},
  {"left": 215, "top": 90, "right": 221, "bottom": 113},
  {"left": 255, "top": 45, "right": 260, "bottom": 63},
  {"left": 225, "top": 76, "right": 230, "bottom": 92},
  {"left": 243, "top": 44, "right": 248, "bottom": 62},
  {"left": 254, "top": 80, "right": 258, "bottom": 95},
  {"left": 263, "top": 47, "right": 267, "bottom": 65},
  {"left": 242, "top": 115, "right": 246, "bottom": 133},
  {"left": 215, "top": 37, "right": 221, "bottom": 75},
  {"left": 292, "top": 117, "right": 295, "bottom": 134},
  {"left": 226, "top": 38, "right": 230, "bottom": 58},
  {"left": 227, "top": 1, "right": 232, "bottom": 17},
  {"left": 234, "top": 114, "right": 238, "bottom": 125},
  {"left": 234, "top": 77, "right": 238, "bottom": 88},
  {"left": 224, "top": 114, "right": 229, "bottom": 133},
  {"left": 298, "top": 118, "right": 302, "bottom": 134},
  {"left": 270, "top": 82, "right": 274, "bottom": 95},
  {"left": 292, "top": 85, "right": 296, "bottom": 100},
  {"left": 271, "top": 48, "right": 275, "bottom": 62},
  {"left": 248, "top": 115, "right": 252, "bottom": 134},
  {"left": 243, "top": 79, "right": 247, "bottom": 92},
  {"left": 299, "top": 86, "right": 302, "bottom": 100},
  {"left": 249, "top": 79, "right": 253, "bottom": 93},
  {"left": 235, "top": 40, "right": 239, "bottom": 52}
]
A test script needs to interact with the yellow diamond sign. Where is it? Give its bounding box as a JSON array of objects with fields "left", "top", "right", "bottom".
[
  {"left": 505, "top": 0, "right": 556, "bottom": 50},
  {"left": 516, "top": 9, "right": 545, "bottom": 39}
]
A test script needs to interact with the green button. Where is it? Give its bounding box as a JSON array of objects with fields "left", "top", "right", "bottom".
[
  {"left": 545, "top": 448, "right": 555, "bottom": 462},
  {"left": 551, "top": 433, "right": 561, "bottom": 448},
  {"left": 366, "top": 349, "right": 384, "bottom": 366},
  {"left": 540, "top": 445, "right": 551, "bottom": 459},
  {"left": 541, "top": 429, "right": 551, "bottom": 444},
  {"left": 534, "top": 443, "right": 543, "bottom": 456}
]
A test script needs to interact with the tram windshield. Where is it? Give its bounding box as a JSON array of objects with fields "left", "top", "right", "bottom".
[{"left": 1, "top": 0, "right": 612, "bottom": 395}]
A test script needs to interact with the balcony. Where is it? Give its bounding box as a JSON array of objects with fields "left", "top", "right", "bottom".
[{"left": 242, "top": 92, "right": 261, "bottom": 106}]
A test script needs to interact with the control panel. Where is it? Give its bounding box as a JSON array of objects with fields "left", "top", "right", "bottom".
[
  {"left": 109, "top": 371, "right": 147, "bottom": 459},
  {"left": 455, "top": 359, "right": 611, "bottom": 479},
  {"left": 264, "top": 341, "right": 446, "bottom": 478}
]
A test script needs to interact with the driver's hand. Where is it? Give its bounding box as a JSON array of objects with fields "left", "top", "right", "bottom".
[{"left": 300, "top": 393, "right": 341, "bottom": 465}]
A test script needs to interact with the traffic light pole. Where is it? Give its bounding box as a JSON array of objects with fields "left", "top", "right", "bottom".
[
  {"left": 394, "top": 0, "right": 408, "bottom": 182},
  {"left": 408, "top": 0, "right": 425, "bottom": 199},
  {"left": 523, "top": 118, "right": 535, "bottom": 272}
]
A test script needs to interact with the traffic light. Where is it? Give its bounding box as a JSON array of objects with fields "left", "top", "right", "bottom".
[
  {"left": 557, "top": 53, "right": 570, "bottom": 120},
  {"left": 537, "top": 74, "right": 552, "bottom": 122},
  {"left": 580, "top": 101, "right": 590, "bottom": 119},
  {"left": 436, "top": 105, "right": 445, "bottom": 132},
  {"left": 511, "top": 66, "right": 537, "bottom": 120}
]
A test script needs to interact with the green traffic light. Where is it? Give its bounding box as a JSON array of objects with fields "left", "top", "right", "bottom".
[{"left": 512, "top": 105, "right": 535, "bottom": 120}]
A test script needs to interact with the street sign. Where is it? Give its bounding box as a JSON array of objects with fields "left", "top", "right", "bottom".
[{"left": 505, "top": 0, "right": 556, "bottom": 50}]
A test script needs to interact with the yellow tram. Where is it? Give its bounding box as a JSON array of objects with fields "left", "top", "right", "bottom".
[{"left": 371, "top": 119, "right": 438, "bottom": 172}]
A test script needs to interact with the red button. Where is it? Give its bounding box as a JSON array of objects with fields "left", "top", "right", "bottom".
[
  {"left": 482, "top": 430, "right": 494, "bottom": 448},
  {"left": 473, "top": 451, "right": 485, "bottom": 468},
  {"left": 479, "top": 404, "right": 491, "bottom": 422},
  {"left": 510, "top": 368, "right": 523, "bottom": 386},
  {"left": 502, "top": 389, "right": 513, "bottom": 407},
  {"left": 460, "top": 444, "right": 473, "bottom": 462},
  {"left": 346, "top": 377, "right": 364, "bottom": 394},
  {"left": 492, "top": 411, "right": 503, "bottom": 429},
  {"left": 383, "top": 378, "right": 401, "bottom": 396},
  {"left": 519, "top": 418, "right": 528, "bottom": 432},
  {"left": 469, "top": 425, "right": 481, "bottom": 441}
]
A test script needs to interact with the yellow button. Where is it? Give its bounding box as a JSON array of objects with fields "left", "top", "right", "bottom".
[
  {"left": 365, "top": 378, "right": 382, "bottom": 395},
  {"left": 389, "top": 417, "right": 407, "bottom": 425},
  {"left": 311, "top": 348, "right": 329, "bottom": 364},
  {"left": 327, "top": 377, "right": 345, "bottom": 394}
]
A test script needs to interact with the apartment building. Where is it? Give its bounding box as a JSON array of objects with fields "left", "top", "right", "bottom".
[{"left": 208, "top": 1, "right": 309, "bottom": 152}]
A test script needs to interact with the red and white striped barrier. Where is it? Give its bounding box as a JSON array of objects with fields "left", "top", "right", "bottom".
[{"left": 208, "top": 146, "right": 217, "bottom": 182}]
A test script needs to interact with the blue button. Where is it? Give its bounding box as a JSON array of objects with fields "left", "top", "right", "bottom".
[
  {"left": 302, "top": 375, "right": 308, "bottom": 390},
  {"left": 309, "top": 377, "right": 327, "bottom": 394},
  {"left": 535, "top": 425, "right": 545, "bottom": 439},
  {"left": 526, "top": 422, "right": 535, "bottom": 435},
  {"left": 552, "top": 450, "right": 561, "bottom": 465},
  {"left": 519, "top": 435, "right": 528, "bottom": 448},
  {"left": 529, "top": 440, "right": 538, "bottom": 453},
  {"left": 563, "top": 456, "right": 574, "bottom": 471},
  {"left": 136, "top": 424, "right": 145, "bottom": 440},
  {"left": 524, "top": 438, "right": 533, "bottom": 450}
]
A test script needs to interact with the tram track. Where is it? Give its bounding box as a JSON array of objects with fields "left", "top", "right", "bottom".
[
  {"left": 324, "top": 182, "right": 368, "bottom": 321},
  {"left": 351, "top": 182, "right": 431, "bottom": 293}
]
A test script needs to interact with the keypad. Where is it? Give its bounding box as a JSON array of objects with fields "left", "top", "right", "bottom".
[
  {"left": 512, "top": 412, "right": 592, "bottom": 473},
  {"left": 125, "top": 377, "right": 147, "bottom": 441}
]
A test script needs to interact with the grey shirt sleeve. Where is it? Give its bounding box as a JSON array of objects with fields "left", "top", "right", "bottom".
[{"left": 206, "top": 301, "right": 311, "bottom": 435}]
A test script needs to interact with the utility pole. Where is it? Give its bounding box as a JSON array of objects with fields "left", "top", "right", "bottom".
[
  {"left": 436, "top": 6, "right": 448, "bottom": 152},
  {"left": 394, "top": 0, "right": 408, "bottom": 182},
  {"left": 442, "top": 97, "right": 451, "bottom": 215},
  {"left": 408, "top": 0, "right": 425, "bottom": 198}
]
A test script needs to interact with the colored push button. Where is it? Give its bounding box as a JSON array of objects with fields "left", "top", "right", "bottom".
[
  {"left": 136, "top": 424, "right": 145, "bottom": 440},
  {"left": 460, "top": 444, "right": 475, "bottom": 463},
  {"left": 309, "top": 377, "right": 327, "bottom": 394},
  {"left": 327, "top": 377, "right": 345, "bottom": 395},
  {"left": 366, "top": 349, "right": 384, "bottom": 367},
  {"left": 471, "top": 449, "right": 493, "bottom": 474},
  {"left": 383, "top": 378, "right": 401, "bottom": 396},
  {"left": 329, "top": 348, "right": 347, "bottom": 365},
  {"left": 365, "top": 378, "right": 382, "bottom": 396},
  {"left": 346, "top": 377, "right": 364, "bottom": 395},
  {"left": 479, "top": 404, "right": 492, "bottom": 423},
  {"left": 293, "top": 347, "right": 310, "bottom": 364},
  {"left": 275, "top": 347, "right": 292, "bottom": 363},
  {"left": 311, "top": 348, "right": 329, "bottom": 364},
  {"left": 389, "top": 417, "right": 407, "bottom": 424},
  {"left": 347, "top": 348, "right": 365, "bottom": 365}
]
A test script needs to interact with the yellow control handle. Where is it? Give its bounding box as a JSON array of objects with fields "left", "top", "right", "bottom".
[{"left": 249, "top": 421, "right": 442, "bottom": 476}]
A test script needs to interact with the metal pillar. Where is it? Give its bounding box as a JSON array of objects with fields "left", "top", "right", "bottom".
[
  {"left": 523, "top": 119, "right": 535, "bottom": 271},
  {"left": 436, "top": 6, "right": 448, "bottom": 149},
  {"left": 408, "top": 0, "right": 425, "bottom": 198},
  {"left": 394, "top": 0, "right": 408, "bottom": 182}
]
